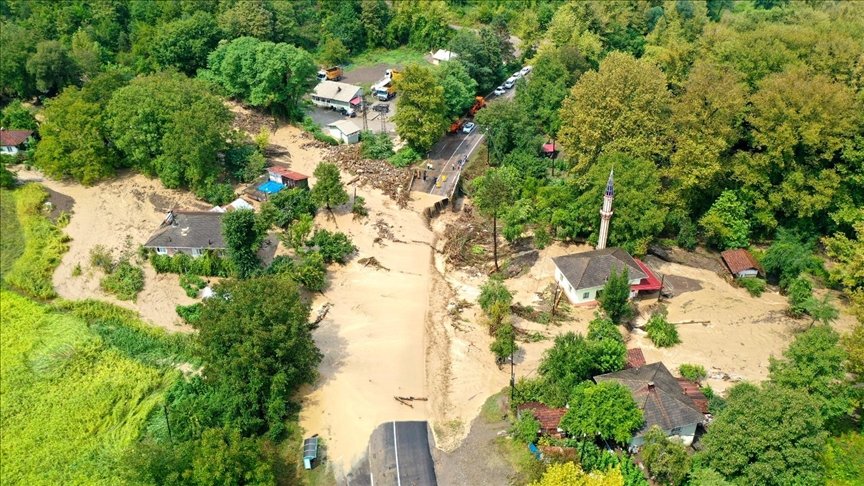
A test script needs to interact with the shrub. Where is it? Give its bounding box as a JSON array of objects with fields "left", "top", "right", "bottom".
[
  {"left": 388, "top": 147, "right": 421, "bottom": 168},
  {"left": 196, "top": 181, "right": 235, "bottom": 206},
  {"left": 762, "top": 229, "right": 825, "bottom": 289},
  {"left": 89, "top": 245, "right": 114, "bottom": 272},
  {"left": 587, "top": 313, "right": 623, "bottom": 343},
  {"left": 679, "top": 363, "right": 707, "bottom": 382},
  {"left": 490, "top": 323, "right": 517, "bottom": 361},
  {"left": 0, "top": 165, "right": 15, "bottom": 189},
  {"left": 300, "top": 116, "right": 339, "bottom": 145},
  {"left": 4, "top": 184, "right": 69, "bottom": 299},
  {"left": 510, "top": 412, "right": 540, "bottom": 444},
  {"left": 360, "top": 131, "right": 394, "bottom": 160},
  {"left": 176, "top": 303, "right": 203, "bottom": 324},
  {"left": 72, "top": 263, "right": 82, "bottom": 276},
  {"left": 307, "top": 229, "right": 356, "bottom": 264},
  {"left": 352, "top": 195, "right": 368, "bottom": 218},
  {"left": 294, "top": 252, "right": 327, "bottom": 291},
  {"left": 149, "top": 251, "right": 230, "bottom": 277},
  {"left": 699, "top": 190, "right": 750, "bottom": 250},
  {"left": 738, "top": 277, "right": 766, "bottom": 297},
  {"left": 786, "top": 275, "right": 814, "bottom": 317},
  {"left": 100, "top": 260, "right": 145, "bottom": 301},
  {"left": 179, "top": 273, "right": 206, "bottom": 298},
  {"left": 644, "top": 312, "right": 680, "bottom": 347}
]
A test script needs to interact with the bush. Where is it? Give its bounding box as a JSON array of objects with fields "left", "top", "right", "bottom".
[
  {"left": 490, "top": 322, "right": 517, "bottom": 361},
  {"left": 644, "top": 312, "right": 681, "bottom": 347},
  {"left": 176, "top": 303, "right": 203, "bottom": 324},
  {"left": 388, "top": 146, "right": 421, "bottom": 168},
  {"left": 699, "top": 190, "right": 750, "bottom": 250},
  {"left": 352, "top": 195, "right": 368, "bottom": 218},
  {"left": 786, "top": 275, "right": 814, "bottom": 317},
  {"left": 89, "top": 245, "right": 114, "bottom": 272},
  {"left": 737, "top": 277, "right": 766, "bottom": 297},
  {"left": 360, "top": 131, "right": 394, "bottom": 160},
  {"left": 300, "top": 116, "right": 339, "bottom": 145},
  {"left": 294, "top": 252, "right": 327, "bottom": 291},
  {"left": 100, "top": 260, "right": 145, "bottom": 301},
  {"left": 762, "top": 229, "right": 825, "bottom": 289},
  {"left": 510, "top": 411, "right": 540, "bottom": 444},
  {"left": 679, "top": 363, "right": 707, "bottom": 382},
  {"left": 0, "top": 165, "right": 15, "bottom": 189},
  {"left": 149, "top": 251, "right": 230, "bottom": 277},
  {"left": 587, "top": 313, "right": 623, "bottom": 343},
  {"left": 196, "top": 181, "right": 235, "bottom": 206},
  {"left": 179, "top": 273, "right": 206, "bottom": 298},
  {"left": 307, "top": 229, "right": 356, "bottom": 264}
]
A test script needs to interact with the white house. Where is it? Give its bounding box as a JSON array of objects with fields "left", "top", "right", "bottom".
[
  {"left": 327, "top": 119, "right": 362, "bottom": 144},
  {"left": 552, "top": 248, "right": 648, "bottom": 304},
  {"left": 143, "top": 211, "right": 226, "bottom": 257},
  {"left": 430, "top": 49, "right": 458, "bottom": 65},
  {"left": 0, "top": 129, "right": 32, "bottom": 156},
  {"left": 594, "top": 362, "right": 707, "bottom": 448},
  {"left": 311, "top": 81, "right": 363, "bottom": 113}
]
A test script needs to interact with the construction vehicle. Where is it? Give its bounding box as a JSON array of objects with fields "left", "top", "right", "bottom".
[
  {"left": 468, "top": 96, "right": 486, "bottom": 117},
  {"left": 385, "top": 69, "right": 402, "bottom": 82},
  {"left": 448, "top": 119, "right": 464, "bottom": 134},
  {"left": 373, "top": 80, "right": 396, "bottom": 101},
  {"left": 316, "top": 66, "right": 343, "bottom": 82}
]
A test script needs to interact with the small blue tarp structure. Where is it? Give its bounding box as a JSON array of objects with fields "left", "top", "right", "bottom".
[
  {"left": 528, "top": 443, "right": 542, "bottom": 460},
  {"left": 258, "top": 180, "right": 285, "bottom": 194},
  {"left": 303, "top": 436, "right": 319, "bottom": 470}
]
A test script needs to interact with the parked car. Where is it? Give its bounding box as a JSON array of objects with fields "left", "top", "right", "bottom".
[
  {"left": 494, "top": 86, "right": 505, "bottom": 96},
  {"left": 513, "top": 71, "right": 523, "bottom": 79},
  {"left": 462, "top": 122, "right": 476, "bottom": 134},
  {"left": 503, "top": 78, "right": 516, "bottom": 89},
  {"left": 520, "top": 65, "right": 532, "bottom": 76}
]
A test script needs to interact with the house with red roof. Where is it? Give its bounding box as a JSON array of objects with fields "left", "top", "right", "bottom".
[
  {"left": 720, "top": 249, "right": 761, "bottom": 278},
  {"left": 552, "top": 248, "right": 663, "bottom": 304},
  {"left": 0, "top": 129, "right": 33, "bottom": 156},
  {"left": 517, "top": 402, "right": 568, "bottom": 438},
  {"left": 267, "top": 166, "right": 309, "bottom": 189}
]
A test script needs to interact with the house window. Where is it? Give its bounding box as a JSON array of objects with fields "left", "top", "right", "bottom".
[
  {"left": 191, "top": 248, "right": 204, "bottom": 258},
  {"left": 671, "top": 427, "right": 682, "bottom": 435},
  {"left": 582, "top": 292, "right": 590, "bottom": 299},
  {"left": 155, "top": 247, "right": 168, "bottom": 255}
]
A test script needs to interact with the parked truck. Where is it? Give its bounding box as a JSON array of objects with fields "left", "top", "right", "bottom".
[
  {"left": 317, "top": 66, "right": 343, "bottom": 81},
  {"left": 468, "top": 96, "right": 486, "bottom": 117},
  {"left": 373, "top": 80, "right": 395, "bottom": 101}
]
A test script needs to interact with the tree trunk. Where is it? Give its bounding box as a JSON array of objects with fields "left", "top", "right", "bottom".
[{"left": 493, "top": 213, "right": 499, "bottom": 272}]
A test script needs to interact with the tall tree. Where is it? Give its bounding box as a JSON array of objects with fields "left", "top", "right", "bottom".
[
  {"left": 474, "top": 100, "right": 542, "bottom": 167},
  {"left": 0, "top": 100, "right": 38, "bottom": 131},
  {"left": 311, "top": 162, "right": 348, "bottom": 211},
  {"left": 222, "top": 209, "right": 264, "bottom": 279},
  {"left": 387, "top": 0, "right": 451, "bottom": 51},
  {"left": 514, "top": 48, "right": 575, "bottom": 137},
  {"left": 598, "top": 267, "right": 633, "bottom": 325},
  {"left": 448, "top": 27, "right": 505, "bottom": 94},
  {"left": 559, "top": 381, "right": 644, "bottom": 445},
  {"left": 191, "top": 428, "right": 275, "bottom": 485},
  {"left": 0, "top": 22, "right": 36, "bottom": 98},
  {"left": 698, "top": 190, "right": 750, "bottom": 250},
  {"left": 471, "top": 167, "right": 518, "bottom": 272},
  {"left": 438, "top": 61, "right": 477, "bottom": 120},
  {"left": 700, "top": 383, "right": 827, "bottom": 486},
  {"left": 641, "top": 426, "right": 691, "bottom": 486},
  {"left": 538, "top": 332, "right": 596, "bottom": 407},
  {"left": 393, "top": 64, "right": 448, "bottom": 152},
  {"left": 106, "top": 72, "right": 232, "bottom": 189},
  {"left": 768, "top": 325, "right": 852, "bottom": 427},
  {"left": 26, "top": 40, "right": 80, "bottom": 95},
  {"left": 528, "top": 462, "right": 625, "bottom": 486},
  {"left": 218, "top": 0, "right": 274, "bottom": 40},
  {"left": 558, "top": 52, "right": 672, "bottom": 170},
  {"left": 204, "top": 36, "right": 317, "bottom": 118},
  {"left": 359, "top": 0, "right": 392, "bottom": 49},
  {"left": 194, "top": 276, "right": 322, "bottom": 435},
  {"left": 151, "top": 11, "right": 220, "bottom": 75}
]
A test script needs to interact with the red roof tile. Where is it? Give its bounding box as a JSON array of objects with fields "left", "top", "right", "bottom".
[
  {"left": 721, "top": 249, "right": 760, "bottom": 275},
  {"left": 631, "top": 259, "right": 662, "bottom": 291},
  {"left": 268, "top": 166, "right": 308, "bottom": 181},
  {"left": 676, "top": 378, "right": 710, "bottom": 414},
  {"left": 626, "top": 348, "right": 646, "bottom": 369},
  {"left": 517, "top": 402, "right": 567, "bottom": 434},
  {"left": 0, "top": 129, "right": 32, "bottom": 146}
]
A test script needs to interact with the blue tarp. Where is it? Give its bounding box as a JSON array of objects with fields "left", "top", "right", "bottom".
[{"left": 258, "top": 180, "right": 285, "bottom": 194}]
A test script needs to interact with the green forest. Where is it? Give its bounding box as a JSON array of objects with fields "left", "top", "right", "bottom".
[{"left": 1, "top": 0, "right": 863, "bottom": 485}]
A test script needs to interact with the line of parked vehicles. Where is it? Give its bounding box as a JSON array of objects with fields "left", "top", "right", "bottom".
[{"left": 449, "top": 65, "right": 532, "bottom": 134}]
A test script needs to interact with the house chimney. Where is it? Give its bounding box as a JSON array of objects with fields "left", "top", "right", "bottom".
[{"left": 647, "top": 381, "right": 655, "bottom": 391}]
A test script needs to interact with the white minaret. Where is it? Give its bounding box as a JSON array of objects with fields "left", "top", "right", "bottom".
[{"left": 596, "top": 169, "right": 614, "bottom": 250}]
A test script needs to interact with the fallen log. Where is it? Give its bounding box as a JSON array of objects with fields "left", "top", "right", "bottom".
[
  {"left": 395, "top": 396, "right": 428, "bottom": 402},
  {"left": 309, "top": 303, "right": 333, "bottom": 329},
  {"left": 394, "top": 396, "right": 414, "bottom": 408}
]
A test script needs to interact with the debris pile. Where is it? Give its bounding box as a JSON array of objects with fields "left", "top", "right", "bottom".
[
  {"left": 358, "top": 256, "right": 390, "bottom": 271},
  {"left": 229, "top": 103, "right": 276, "bottom": 135},
  {"left": 326, "top": 145, "right": 412, "bottom": 207},
  {"left": 441, "top": 206, "right": 490, "bottom": 268}
]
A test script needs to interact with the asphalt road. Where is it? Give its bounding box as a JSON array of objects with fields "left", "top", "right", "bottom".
[{"left": 347, "top": 421, "right": 438, "bottom": 486}]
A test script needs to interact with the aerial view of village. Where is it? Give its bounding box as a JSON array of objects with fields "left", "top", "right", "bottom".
[{"left": 1, "top": 1, "right": 863, "bottom": 485}]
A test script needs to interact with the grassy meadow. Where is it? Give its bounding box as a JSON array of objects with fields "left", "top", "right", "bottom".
[{"left": 0, "top": 185, "right": 193, "bottom": 484}]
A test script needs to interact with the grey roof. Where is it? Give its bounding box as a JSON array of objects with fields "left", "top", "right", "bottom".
[
  {"left": 312, "top": 81, "right": 362, "bottom": 103},
  {"left": 595, "top": 362, "right": 705, "bottom": 436},
  {"left": 552, "top": 248, "right": 645, "bottom": 290},
  {"left": 143, "top": 211, "right": 226, "bottom": 250}
]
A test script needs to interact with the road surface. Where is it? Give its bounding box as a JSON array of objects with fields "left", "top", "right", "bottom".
[{"left": 347, "top": 421, "right": 438, "bottom": 486}]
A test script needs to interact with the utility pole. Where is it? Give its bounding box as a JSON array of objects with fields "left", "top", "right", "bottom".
[
  {"left": 163, "top": 403, "right": 173, "bottom": 442},
  {"left": 362, "top": 96, "right": 369, "bottom": 132},
  {"left": 510, "top": 340, "right": 516, "bottom": 409}
]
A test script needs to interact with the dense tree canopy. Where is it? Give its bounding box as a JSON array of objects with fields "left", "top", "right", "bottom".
[
  {"left": 700, "top": 383, "right": 827, "bottom": 486},
  {"left": 311, "top": 163, "right": 348, "bottom": 211},
  {"left": 393, "top": 64, "right": 449, "bottom": 152},
  {"left": 222, "top": 209, "right": 264, "bottom": 279},
  {"left": 559, "top": 381, "right": 644, "bottom": 445},
  {"left": 194, "top": 276, "right": 322, "bottom": 436}
]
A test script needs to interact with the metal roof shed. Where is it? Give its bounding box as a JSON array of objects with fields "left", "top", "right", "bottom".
[{"left": 303, "top": 436, "right": 319, "bottom": 470}]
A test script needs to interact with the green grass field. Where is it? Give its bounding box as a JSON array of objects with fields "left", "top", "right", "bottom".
[
  {"left": 0, "top": 291, "right": 182, "bottom": 484},
  {"left": 1, "top": 184, "right": 68, "bottom": 298},
  {"left": 346, "top": 46, "right": 428, "bottom": 70},
  {"left": 0, "top": 184, "right": 194, "bottom": 484}
]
